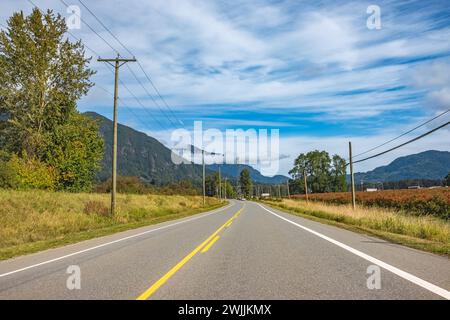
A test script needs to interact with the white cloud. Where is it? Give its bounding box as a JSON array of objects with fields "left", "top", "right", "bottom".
[
  {"left": 2, "top": 0, "right": 450, "bottom": 178},
  {"left": 412, "top": 61, "right": 450, "bottom": 112}
]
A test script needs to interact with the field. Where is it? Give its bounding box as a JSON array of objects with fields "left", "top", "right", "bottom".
[
  {"left": 0, "top": 190, "right": 223, "bottom": 260},
  {"left": 261, "top": 197, "right": 450, "bottom": 255},
  {"left": 292, "top": 188, "right": 450, "bottom": 219}
]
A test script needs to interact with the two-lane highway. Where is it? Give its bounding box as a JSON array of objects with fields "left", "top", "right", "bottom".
[{"left": 0, "top": 200, "right": 449, "bottom": 299}]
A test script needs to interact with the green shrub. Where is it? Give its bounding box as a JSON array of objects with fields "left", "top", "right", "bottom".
[
  {"left": 94, "top": 176, "right": 153, "bottom": 194},
  {"left": 0, "top": 154, "right": 56, "bottom": 190}
]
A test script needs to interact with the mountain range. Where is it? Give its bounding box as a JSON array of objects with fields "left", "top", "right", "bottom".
[
  {"left": 87, "top": 112, "right": 449, "bottom": 185},
  {"left": 86, "top": 112, "right": 288, "bottom": 185},
  {"left": 353, "top": 150, "right": 450, "bottom": 183}
]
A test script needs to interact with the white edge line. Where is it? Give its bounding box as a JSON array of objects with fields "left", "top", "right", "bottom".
[
  {"left": 0, "top": 203, "right": 234, "bottom": 278},
  {"left": 257, "top": 203, "right": 450, "bottom": 300}
]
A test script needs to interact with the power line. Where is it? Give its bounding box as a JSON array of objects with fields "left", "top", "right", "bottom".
[
  {"left": 27, "top": 0, "right": 102, "bottom": 58},
  {"left": 59, "top": 0, "right": 119, "bottom": 55},
  {"left": 353, "top": 108, "right": 450, "bottom": 159},
  {"left": 26, "top": 0, "right": 166, "bottom": 134},
  {"left": 96, "top": 84, "right": 156, "bottom": 133},
  {"left": 57, "top": 0, "right": 173, "bottom": 130},
  {"left": 77, "top": 0, "right": 133, "bottom": 57},
  {"left": 125, "top": 64, "right": 178, "bottom": 128},
  {"left": 136, "top": 61, "right": 184, "bottom": 126},
  {"left": 350, "top": 121, "right": 450, "bottom": 165},
  {"left": 119, "top": 79, "right": 169, "bottom": 132},
  {"left": 102, "top": 63, "right": 169, "bottom": 132},
  {"left": 76, "top": 0, "right": 184, "bottom": 127}
]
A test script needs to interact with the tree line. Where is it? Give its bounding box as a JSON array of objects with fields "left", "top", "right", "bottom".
[{"left": 204, "top": 168, "right": 254, "bottom": 199}]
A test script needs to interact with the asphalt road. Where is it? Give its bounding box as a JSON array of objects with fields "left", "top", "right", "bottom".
[{"left": 0, "top": 200, "right": 449, "bottom": 300}]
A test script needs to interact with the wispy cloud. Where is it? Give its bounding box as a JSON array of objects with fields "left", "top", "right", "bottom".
[{"left": 1, "top": 0, "right": 449, "bottom": 174}]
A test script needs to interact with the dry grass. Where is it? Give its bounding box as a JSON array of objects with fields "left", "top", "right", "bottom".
[
  {"left": 293, "top": 188, "right": 450, "bottom": 218},
  {"left": 262, "top": 198, "right": 450, "bottom": 255},
  {"left": 0, "top": 190, "right": 223, "bottom": 260}
]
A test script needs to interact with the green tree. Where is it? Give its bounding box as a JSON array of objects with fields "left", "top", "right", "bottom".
[
  {"left": 0, "top": 9, "right": 95, "bottom": 156},
  {"left": 44, "top": 113, "right": 103, "bottom": 191},
  {"left": 205, "top": 172, "right": 219, "bottom": 197},
  {"left": 289, "top": 153, "right": 308, "bottom": 193},
  {"left": 331, "top": 154, "right": 347, "bottom": 192},
  {"left": 223, "top": 180, "right": 237, "bottom": 199},
  {"left": 239, "top": 168, "right": 253, "bottom": 198},
  {"left": 289, "top": 150, "right": 346, "bottom": 193},
  {"left": 445, "top": 172, "right": 450, "bottom": 187},
  {"left": 0, "top": 9, "right": 103, "bottom": 191}
]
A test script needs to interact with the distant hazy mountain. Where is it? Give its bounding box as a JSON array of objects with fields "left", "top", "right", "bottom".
[
  {"left": 86, "top": 112, "right": 288, "bottom": 185},
  {"left": 207, "top": 164, "right": 288, "bottom": 184},
  {"left": 354, "top": 150, "right": 450, "bottom": 183}
]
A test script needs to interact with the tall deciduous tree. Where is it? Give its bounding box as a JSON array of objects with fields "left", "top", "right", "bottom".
[
  {"left": 331, "top": 154, "right": 347, "bottom": 192},
  {"left": 239, "top": 168, "right": 253, "bottom": 198},
  {"left": 205, "top": 172, "right": 220, "bottom": 197},
  {"left": 289, "top": 150, "right": 346, "bottom": 193},
  {"left": 223, "top": 180, "right": 237, "bottom": 199},
  {"left": 0, "top": 9, "right": 103, "bottom": 191}
]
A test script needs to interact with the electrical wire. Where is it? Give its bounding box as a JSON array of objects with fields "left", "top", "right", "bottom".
[
  {"left": 76, "top": 0, "right": 184, "bottom": 126},
  {"left": 350, "top": 121, "right": 450, "bottom": 165},
  {"left": 353, "top": 108, "right": 450, "bottom": 159},
  {"left": 27, "top": 0, "right": 167, "bottom": 133}
]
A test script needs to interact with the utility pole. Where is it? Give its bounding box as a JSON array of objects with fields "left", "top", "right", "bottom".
[
  {"left": 224, "top": 177, "right": 227, "bottom": 200},
  {"left": 278, "top": 184, "right": 281, "bottom": 198},
  {"left": 98, "top": 55, "right": 136, "bottom": 216},
  {"left": 349, "top": 141, "right": 356, "bottom": 209},
  {"left": 303, "top": 169, "right": 309, "bottom": 203},
  {"left": 286, "top": 180, "right": 291, "bottom": 199},
  {"left": 218, "top": 166, "right": 222, "bottom": 200},
  {"left": 202, "top": 149, "right": 205, "bottom": 206}
]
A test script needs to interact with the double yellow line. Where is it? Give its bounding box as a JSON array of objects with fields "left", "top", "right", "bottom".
[{"left": 136, "top": 205, "right": 245, "bottom": 300}]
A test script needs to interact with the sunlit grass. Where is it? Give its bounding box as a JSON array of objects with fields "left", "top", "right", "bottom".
[
  {"left": 0, "top": 190, "right": 223, "bottom": 259},
  {"left": 262, "top": 198, "right": 450, "bottom": 255}
]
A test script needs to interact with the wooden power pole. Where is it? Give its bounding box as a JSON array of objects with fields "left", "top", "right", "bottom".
[
  {"left": 98, "top": 55, "right": 136, "bottom": 216},
  {"left": 303, "top": 169, "right": 309, "bottom": 203},
  {"left": 218, "top": 166, "right": 222, "bottom": 200},
  {"left": 202, "top": 149, "right": 205, "bottom": 206},
  {"left": 349, "top": 141, "right": 356, "bottom": 209},
  {"left": 286, "top": 180, "right": 291, "bottom": 199},
  {"left": 224, "top": 177, "right": 227, "bottom": 200}
]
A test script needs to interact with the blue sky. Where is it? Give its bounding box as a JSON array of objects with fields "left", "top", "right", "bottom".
[{"left": 1, "top": 0, "right": 450, "bottom": 175}]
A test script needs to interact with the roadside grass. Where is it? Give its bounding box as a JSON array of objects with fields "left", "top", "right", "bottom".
[
  {"left": 260, "top": 199, "right": 450, "bottom": 256},
  {"left": 0, "top": 190, "right": 225, "bottom": 260}
]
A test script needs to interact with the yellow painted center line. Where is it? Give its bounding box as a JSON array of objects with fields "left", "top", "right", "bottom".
[
  {"left": 225, "top": 220, "right": 233, "bottom": 228},
  {"left": 136, "top": 204, "right": 245, "bottom": 300},
  {"left": 201, "top": 235, "right": 220, "bottom": 253}
]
